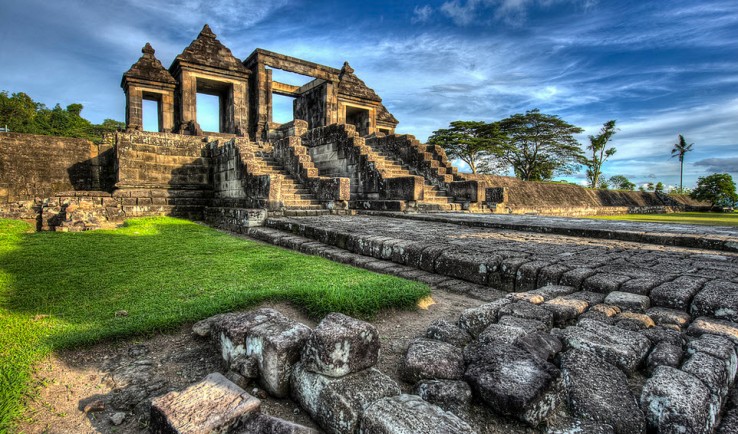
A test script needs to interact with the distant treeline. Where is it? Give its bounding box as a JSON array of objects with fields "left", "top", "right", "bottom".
[{"left": 0, "top": 91, "right": 124, "bottom": 143}]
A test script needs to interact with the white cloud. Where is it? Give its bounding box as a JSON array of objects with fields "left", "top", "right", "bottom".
[{"left": 412, "top": 5, "right": 434, "bottom": 24}]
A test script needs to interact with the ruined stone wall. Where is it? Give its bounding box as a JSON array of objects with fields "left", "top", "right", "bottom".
[
  {"left": 294, "top": 84, "right": 328, "bottom": 130},
  {"left": 464, "top": 174, "right": 708, "bottom": 212},
  {"left": 115, "top": 132, "right": 210, "bottom": 189},
  {"left": 209, "top": 138, "right": 280, "bottom": 209},
  {"left": 0, "top": 132, "right": 115, "bottom": 221}
]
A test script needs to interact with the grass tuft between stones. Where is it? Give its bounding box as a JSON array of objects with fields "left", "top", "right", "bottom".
[{"left": 0, "top": 217, "right": 430, "bottom": 431}]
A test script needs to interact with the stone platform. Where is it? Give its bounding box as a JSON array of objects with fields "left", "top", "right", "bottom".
[
  {"left": 238, "top": 214, "right": 738, "bottom": 432},
  {"left": 361, "top": 212, "right": 738, "bottom": 253}
]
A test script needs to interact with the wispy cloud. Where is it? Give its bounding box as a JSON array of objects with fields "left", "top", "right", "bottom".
[{"left": 412, "top": 5, "right": 434, "bottom": 24}]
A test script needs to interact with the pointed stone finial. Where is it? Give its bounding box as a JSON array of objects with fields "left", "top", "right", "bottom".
[
  {"left": 200, "top": 24, "right": 216, "bottom": 38},
  {"left": 341, "top": 61, "right": 354, "bottom": 75},
  {"left": 142, "top": 42, "right": 155, "bottom": 56}
]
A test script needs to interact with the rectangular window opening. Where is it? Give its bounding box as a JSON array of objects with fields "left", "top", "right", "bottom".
[{"left": 142, "top": 99, "right": 160, "bottom": 132}]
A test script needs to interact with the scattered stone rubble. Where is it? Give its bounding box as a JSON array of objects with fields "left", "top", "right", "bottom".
[{"left": 147, "top": 284, "right": 738, "bottom": 433}]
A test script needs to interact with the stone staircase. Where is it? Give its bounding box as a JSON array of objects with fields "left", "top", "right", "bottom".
[
  {"left": 251, "top": 149, "right": 325, "bottom": 211},
  {"left": 369, "top": 147, "right": 462, "bottom": 211}
]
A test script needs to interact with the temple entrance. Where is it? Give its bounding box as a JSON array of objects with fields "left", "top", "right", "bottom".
[
  {"left": 195, "top": 77, "right": 233, "bottom": 133},
  {"left": 345, "top": 106, "right": 371, "bottom": 136}
]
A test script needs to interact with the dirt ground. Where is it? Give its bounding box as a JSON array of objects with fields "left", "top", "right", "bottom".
[{"left": 17, "top": 287, "right": 542, "bottom": 434}]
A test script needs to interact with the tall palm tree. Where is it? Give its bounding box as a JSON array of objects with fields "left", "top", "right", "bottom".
[{"left": 671, "top": 134, "right": 693, "bottom": 193}]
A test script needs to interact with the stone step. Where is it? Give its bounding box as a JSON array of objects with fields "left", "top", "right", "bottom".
[{"left": 244, "top": 225, "right": 504, "bottom": 301}]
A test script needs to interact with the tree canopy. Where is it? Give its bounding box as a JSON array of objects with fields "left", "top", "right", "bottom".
[
  {"left": 0, "top": 90, "right": 123, "bottom": 142},
  {"left": 691, "top": 173, "right": 738, "bottom": 207},
  {"left": 428, "top": 120, "right": 508, "bottom": 175},
  {"left": 608, "top": 175, "right": 636, "bottom": 191},
  {"left": 581, "top": 120, "right": 617, "bottom": 188},
  {"left": 496, "top": 109, "right": 584, "bottom": 181}
]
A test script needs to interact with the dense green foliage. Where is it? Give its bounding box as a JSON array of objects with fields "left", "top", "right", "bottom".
[
  {"left": 427, "top": 121, "right": 507, "bottom": 174},
  {"left": 691, "top": 173, "right": 738, "bottom": 207},
  {"left": 0, "top": 217, "right": 429, "bottom": 430},
  {"left": 604, "top": 175, "right": 635, "bottom": 190},
  {"left": 581, "top": 120, "right": 617, "bottom": 188},
  {"left": 495, "top": 109, "right": 584, "bottom": 181},
  {"left": 0, "top": 90, "right": 124, "bottom": 142}
]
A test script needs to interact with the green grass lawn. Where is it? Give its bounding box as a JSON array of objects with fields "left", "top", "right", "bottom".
[
  {"left": 0, "top": 217, "right": 429, "bottom": 431},
  {"left": 583, "top": 211, "right": 738, "bottom": 227}
]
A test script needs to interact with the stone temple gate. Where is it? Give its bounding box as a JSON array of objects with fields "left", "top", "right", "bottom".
[
  {"left": 0, "top": 24, "right": 705, "bottom": 231},
  {"left": 122, "top": 25, "right": 399, "bottom": 140}
]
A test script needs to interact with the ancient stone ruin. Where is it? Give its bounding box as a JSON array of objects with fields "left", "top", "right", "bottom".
[
  {"left": 2, "top": 23, "right": 737, "bottom": 434},
  {"left": 0, "top": 24, "right": 708, "bottom": 231}
]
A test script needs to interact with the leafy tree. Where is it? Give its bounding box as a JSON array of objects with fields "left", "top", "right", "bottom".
[
  {"left": 671, "top": 134, "right": 694, "bottom": 193},
  {"left": 582, "top": 120, "right": 617, "bottom": 188},
  {"left": 646, "top": 182, "right": 655, "bottom": 192},
  {"left": 655, "top": 182, "right": 664, "bottom": 193},
  {"left": 0, "top": 90, "right": 122, "bottom": 142},
  {"left": 496, "top": 109, "right": 584, "bottom": 181},
  {"left": 598, "top": 178, "right": 609, "bottom": 189},
  {"left": 0, "top": 91, "right": 41, "bottom": 132},
  {"left": 691, "top": 173, "right": 738, "bottom": 207},
  {"left": 428, "top": 121, "right": 508, "bottom": 174},
  {"left": 608, "top": 175, "right": 636, "bottom": 191}
]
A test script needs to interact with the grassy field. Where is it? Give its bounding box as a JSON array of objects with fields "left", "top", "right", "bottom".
[
  {"left": 584, "top": 211, "right": 738, "bottom": 227},
  {"left": 0, "top": 217, "right": 429, "bottom": 431}
]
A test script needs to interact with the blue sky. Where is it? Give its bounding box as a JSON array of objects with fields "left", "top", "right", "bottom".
[{"left": 1, "top": 0, "right": 737, "bottom": 189}]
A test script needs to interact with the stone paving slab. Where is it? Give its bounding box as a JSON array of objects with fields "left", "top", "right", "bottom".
[
  {"left": 361, "top": 212, "right": 738, "bottom": 253},
  {"left": 262, "top": 216, "right": 738, "bottom": 303}
]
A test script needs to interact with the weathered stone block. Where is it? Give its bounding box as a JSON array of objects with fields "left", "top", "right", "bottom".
[
  {"left": 150, "top": 372, "right": 261, "bottom": 434},
  {"left": 564, "top": 291, "right": 606, "bottom": 305},
  {"left": 301, "top": 312, "right": 380, "bottom": 377},
  {"left": 497, "top": 315, "right": 549, "bottom": 333},
  {"left": 457, "top": 298, "right": 511, "bottom": 337},
  {"left": 682, "top": 351, "right": 729, "bottom": 405},
  {"left": 360, "top": 394, "right": 476, "bottom": 434},
  {"left": 639, "top": 326, "right": 684, "bottom": 347},
  {"left": 560, "top": 349, "right": 646, "bottom": 434},
  {"left": 691, "top": 280, "right": 738, "bottom": 322},
  {"left": 646, "top": 342, "right": 683, "bottom": 374},
  {"left": 615, "top": 312, "right": 655, "bottom": 330},
  {"left": 554, "top": 319, "right": 651, "bottom": 374},
  {"left": 245, "top": 315, "right": 312, "bottom": 397},
  {"left": 542, "top": 297, "right": 589, "bottom": 325},
  {"left": 434, "top": 249, "right": 492, "bottom": 285},
  {"left": 414, "top": 379, "right": 473, "bottom": 415},
  {"left": 647, "top": 307, "right": 691, "bottom": 330},
  {"left": 545, "top": 419, "right": 615, "bottom": 434},
  {"left": 687, "top": 316, "right": 738, "bottom": 345},
  {"left": 477, "top": 324, "right": 528, "bottom": 346},
  {"left": 515, "top": 331, "right": 562, "bottom": 363},
  {"left": 210, "top": 308, "right": 284, "bottom": 365},
  {"left": 506, "top": 291, "right": 545, "bottom": 304},
  {"left": 604, "top": 291, "right": 650, "bottom": 313},
  {"left": 717, "top": 408, "right": 738, "bottom": 434},
  {"left": 237, "top": 414, "right": 319, "bottom": 434},
  {"left": 464, "top": 343, "right": 561, "bottom": 426},
  {"left": 498, "top": 301, "right": 554, "bottom": 329},
  {"left": 401, "top": 338, "right": 465, "bottom": 382},
  {"left": 650, "top": 276, "right": 707, "bottom": 310},
  {"left": 290, "top": 363, "right": 400, "bottom": 434},
  {"left": 530, "top": 285, "right": 577, "bottom": 301},
  {"left": 640, "top": 366, "right": 715, "bottom": 434},
  {"left": 686, "top": 334, "right": 738, "bottom": 385},
  {"left": 583, "top": 273, "right": 630, "bottom": 293},
  {"left": 425, "top": 319, "right": 472, "bottom": 347}
]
